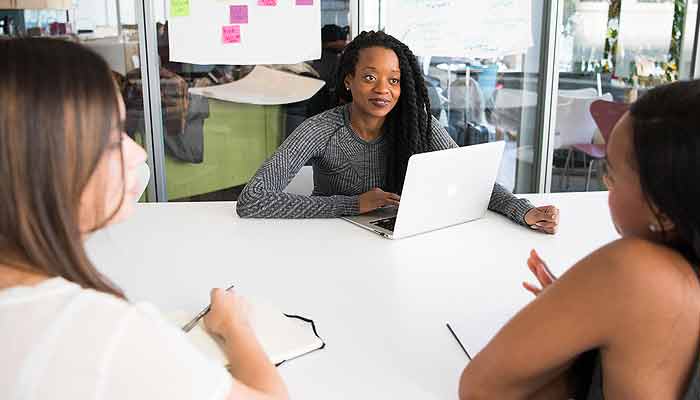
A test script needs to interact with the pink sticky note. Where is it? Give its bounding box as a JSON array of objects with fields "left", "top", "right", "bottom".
[
  {"left": 296, "top": 0, "right": 313, "bottom": 5},
  {"left": 257, "top": 0, "right": 277, "bottom": 6},
  {"left": 230, "top": 5, "right": 248, "bottom": 24},
  {"left": 222, "top": 25, "right": 241, "bottom": 44}
]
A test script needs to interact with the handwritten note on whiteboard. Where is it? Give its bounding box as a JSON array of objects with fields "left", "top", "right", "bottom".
[
  {"left": 170, "top": 0, "right": 190, "bottom": 17},
  {"left": 230, "top": 5, "right": 248, "bottom": 24},
  {"left": 168, "top": 0, "right": 320, "bottom": 65},
  {"left": 384, "top": 0, "right": 533, "bottom": 58},
  {"left": 222, "top": 25, "right": 241, "bottom": 44}
]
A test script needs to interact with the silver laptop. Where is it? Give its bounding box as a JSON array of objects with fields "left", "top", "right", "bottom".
[{"left": 342, "top": 141, "right": 505, "bottom": 239}]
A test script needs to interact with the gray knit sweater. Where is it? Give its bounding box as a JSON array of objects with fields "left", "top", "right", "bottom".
[{"left": 237, "top": 105, "right": 534, "bottom": 223}]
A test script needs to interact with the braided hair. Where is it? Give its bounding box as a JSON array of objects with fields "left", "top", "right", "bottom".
[{"left": 335, "top": 30, "right": 432, "bottom": 193}]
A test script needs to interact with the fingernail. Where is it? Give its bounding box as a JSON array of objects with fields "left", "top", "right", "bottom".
[{"left": 530, "top": 225, "right": 538, "bottom": 230}]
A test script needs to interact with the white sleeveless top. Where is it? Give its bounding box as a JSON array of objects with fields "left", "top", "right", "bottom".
[{"left": 0, "top": 277, "right": 232, "bottom": 400}]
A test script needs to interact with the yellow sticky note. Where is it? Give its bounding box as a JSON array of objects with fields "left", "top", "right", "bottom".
[{"left": 171, "top": 0, "right": 190, "bottom": 17}]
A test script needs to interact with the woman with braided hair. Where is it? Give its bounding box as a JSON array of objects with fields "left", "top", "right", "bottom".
[{"left": 237, "top": 31, "right": 559, "bottom": 233}]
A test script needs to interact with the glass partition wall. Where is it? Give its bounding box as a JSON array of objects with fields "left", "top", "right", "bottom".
[
  {"left": 0, "top": 0, "right": 153, "bottom": 199},
  {"left": 146, "top": 0, "right": 351, "bottom": 201},
  {"left": 551, "top": 0, "right": 699, "bottom": 192},
  {"left": 4, "top": 1, "right": 696, "bottom": 201},
  {"left": 360, "top": 0, "right": 552, "bottom": 193}
]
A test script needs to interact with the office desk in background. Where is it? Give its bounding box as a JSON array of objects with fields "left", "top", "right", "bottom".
[{"left": 86, "top": 192, "right": 617, "bottom": 399}]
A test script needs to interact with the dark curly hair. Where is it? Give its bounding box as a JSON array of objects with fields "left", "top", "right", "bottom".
[
  {"left": 335, "top": 30, "right": 432, "bottom": 193},
  {"left": 630, "top": 79, "right": 700, "bottom": 266}
]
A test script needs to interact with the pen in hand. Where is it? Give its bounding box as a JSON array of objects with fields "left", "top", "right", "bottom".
[{"left": 182, "top": 284, "right": 235, "bottom": 332}]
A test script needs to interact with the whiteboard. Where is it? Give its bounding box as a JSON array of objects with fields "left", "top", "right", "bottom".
[
  {"left": 384, "top": 0, "right": 533, "bottom": 58},
  {"left": 167, "top": 0, "right": 321, "bottom": 65}
]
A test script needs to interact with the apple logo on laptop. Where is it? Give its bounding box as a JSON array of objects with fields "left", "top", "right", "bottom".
[{"left": 447, "top": 184, "right": 458, "bottom": 198}]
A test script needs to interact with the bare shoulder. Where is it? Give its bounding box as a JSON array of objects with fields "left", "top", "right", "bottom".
[
  {"left": 598, "top": 238, "right": 695, "bottom": 279},
  {"left": 579, "top": 238, "right": 699, "bottom": 312}
]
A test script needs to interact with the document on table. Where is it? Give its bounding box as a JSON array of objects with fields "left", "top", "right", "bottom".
[{"left": 171, "top": 300, "right": 325, "bottom": 366}]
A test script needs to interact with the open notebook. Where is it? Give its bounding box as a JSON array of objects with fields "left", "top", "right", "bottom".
[{"left": 171, "top": 301, "right": 325, "bottom": 366}]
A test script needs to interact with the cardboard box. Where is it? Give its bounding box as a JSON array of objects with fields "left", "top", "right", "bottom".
[
  {"left": 0, "top": 0, "right": 18, "bottom": 9},
  {"left": 46, "top": 0, "right": 72, "bottom": 9},
  {"left": 15, "top": 0, "right": 45, "bottom": 9},
  {"left": 15, "top": 0, "right": 71, "bottom": 9}
]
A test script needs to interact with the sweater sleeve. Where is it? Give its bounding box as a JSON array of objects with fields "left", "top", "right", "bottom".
[
  {"left": 236, "top": 114, "right": 360, "bottom": 219},
  {"left": 428, "top": 116, "right": 534, "bottom": 226}
]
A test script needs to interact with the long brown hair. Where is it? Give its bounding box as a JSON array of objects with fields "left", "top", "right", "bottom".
[{"left": 0, "top": 38, "right": 126, "bottom": 298}]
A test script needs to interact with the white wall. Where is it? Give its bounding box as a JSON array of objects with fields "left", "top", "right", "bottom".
[
  {"left": 73, "top": 0, "right": 108, "bottom": 30},
  {"left": 525, "top": 0, "right": 545, "bottom": 74},
  {"left": 73, "top": 0, "right": 140, "bottom": 30}
]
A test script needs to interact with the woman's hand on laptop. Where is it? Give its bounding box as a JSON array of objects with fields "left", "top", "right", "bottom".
[
  {"left": 524, "top": 205, "right": 560, "bottom": 234},
  {"left": 359, "top": 188, "right": 401, "bottom": 214},
  {"left": 522, "top": 249, "right": 557, "bottom": 296}
]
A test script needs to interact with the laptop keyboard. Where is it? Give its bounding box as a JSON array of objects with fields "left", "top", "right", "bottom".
[{"left": 370, "top": 216, "right": 397, "bottom": 232}]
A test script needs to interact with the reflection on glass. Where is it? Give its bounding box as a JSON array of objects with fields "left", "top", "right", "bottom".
[
  {"left": 375, "top": 0, "right": 547, "bottom": 193},
  {"left": 152, "top": 0, "right": 351, "bottom": 201},
  {"left": 552, "top": 0, "right": 697, "bottom": 193},
  {"left": 0, "top": 1, "right": 149, "bottom": 201},
  {"left": 679, "top": 0, "right": 698, "bottom": 80}
]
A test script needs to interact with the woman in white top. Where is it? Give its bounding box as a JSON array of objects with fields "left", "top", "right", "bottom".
[{"left": 0, "top": 38, "right": 288, "bottom": 400}]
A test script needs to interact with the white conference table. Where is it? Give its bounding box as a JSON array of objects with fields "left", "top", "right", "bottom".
[{"left": 85, "top": 192, "right": 618, "bottom": 399}]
